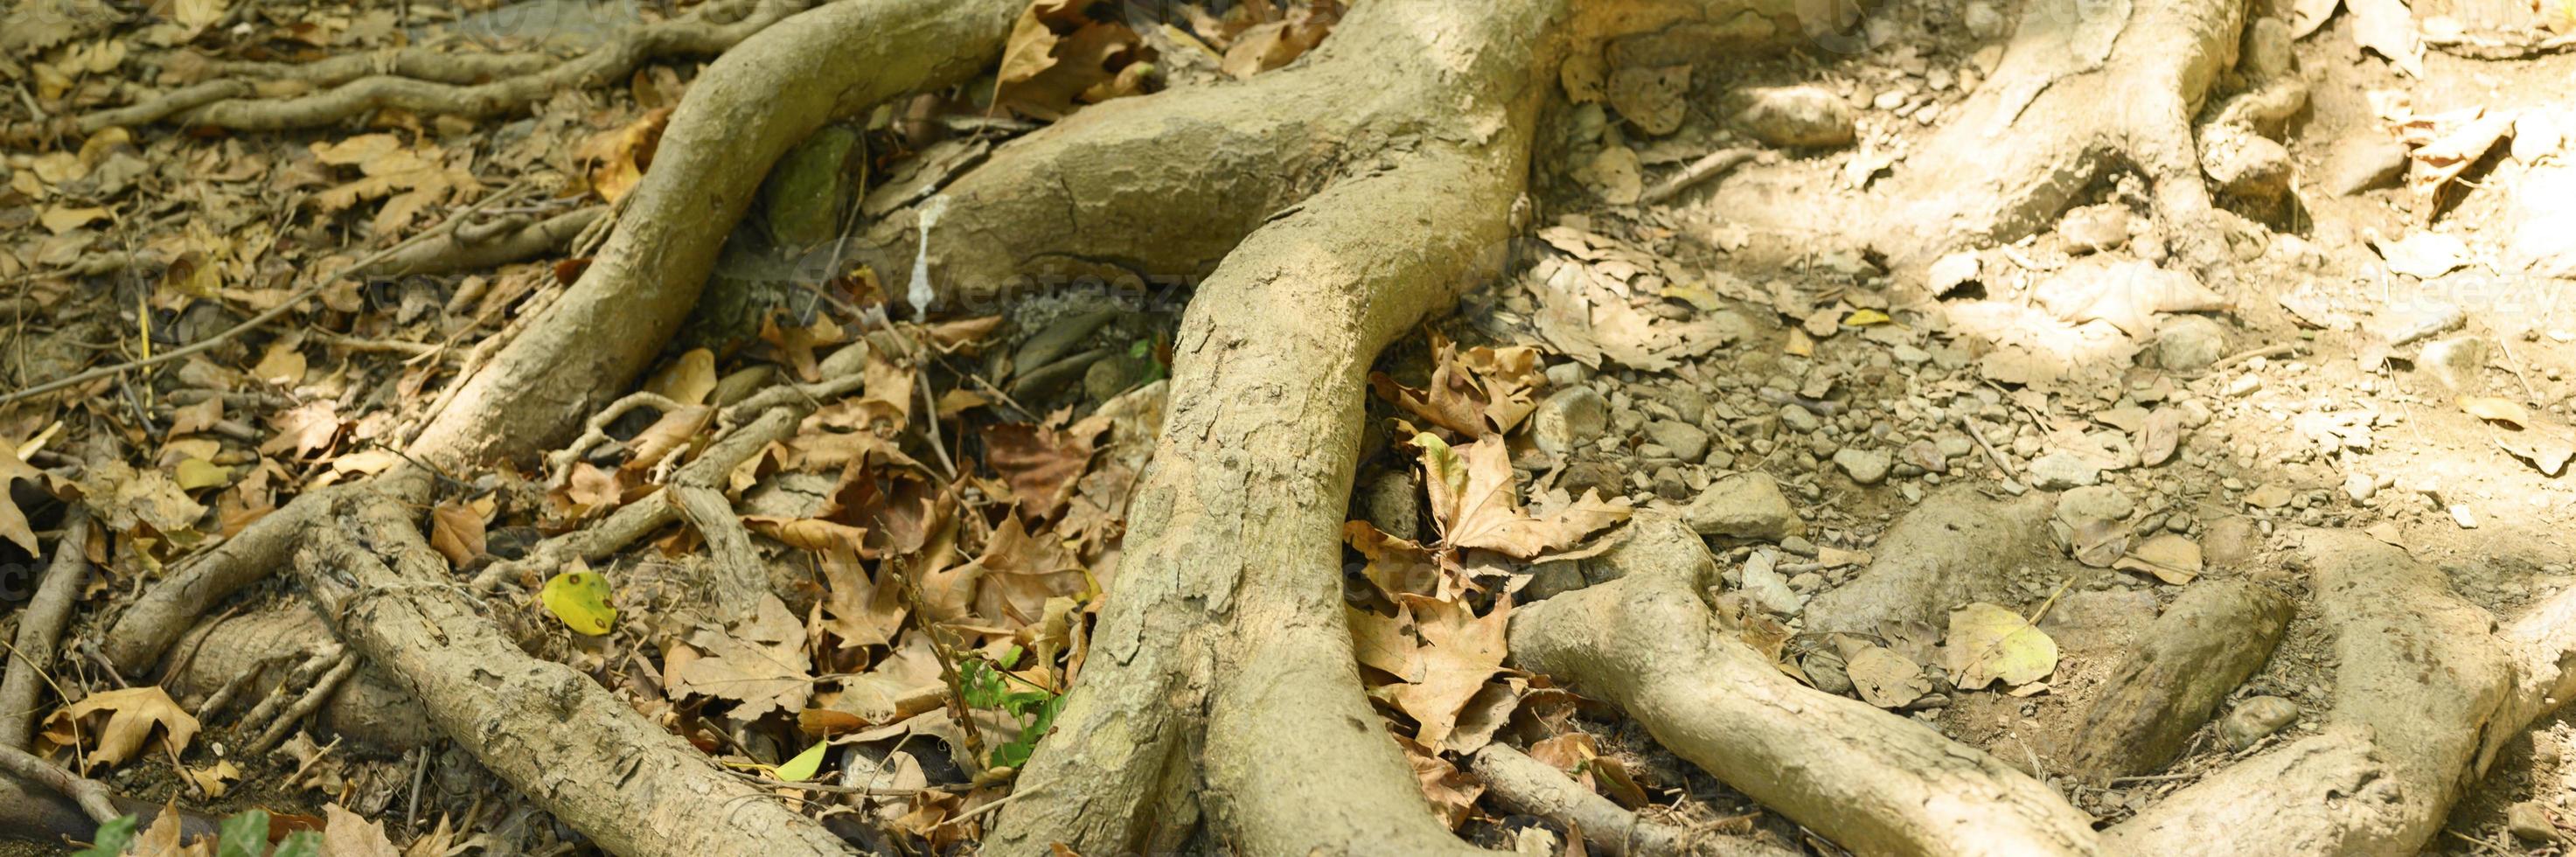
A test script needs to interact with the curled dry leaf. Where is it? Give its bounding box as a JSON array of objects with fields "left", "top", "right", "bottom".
[
  {"left": 1348, "top": 594, "right": 1513, "bottom": 748},
  {"left": 1417, "top": 432, "right": 1629, "bottom": 559},
  {"left": 2113, "top": 533, "right": 2203, "bottom": 584},
  {"left": 671, "top": 595, "right": 814, "bottom": 720},
  {"left": 2499, "top": 431, "right": 2576, "bottom": 477},
  {"left": 1945, "top": 602, "right": 2057, "bottom": 691},
  {"left": 1368, "top": 331, "right": 1545, "bottom": 437},
  {"left": 39, "top": 686, "right": 201, "bottom": 770},
  {"left": 2138, "top": 406, "right": 2183, "bottom": 467},
  {"left": 1218, "top": 0, "right": 1341, "bottom": 80},
  {"left": 0, "top": 446, "right": 43, "bottom": 553},
  {"left": 995, "top": 0, "right": 1157, "bottom": 120},
  {"left": 1396, "top": 734, "right": 1483, "bottom": 830},
  {"left": 2459, "top": 394, "right": 2532, "bottom": 428},
  {"left": 573, "top": 106, "right": 672, "bottom": 203},
  {"left": 1846, "top": 645, "right": 1930, "bottom": 708}
]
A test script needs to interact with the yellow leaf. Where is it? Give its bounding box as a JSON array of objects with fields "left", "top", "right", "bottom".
[
  {"left": 173, "top": 458, "right": 230, "bottom": 490},
  {"left": 2458, "top": 395, "right": 2531, "bottom": 428},
  {"left": 775, "top": 738, "right": 828, "bottom": 782},
  {"left": 1945, "top": 603, "right": 2057, "bottom": 691},
  {"left": 644, "top": 348, "right": 718, "bottom": 406},
  {"left": 38, "top": 686, "right": 200, "bottom": 771},
  {"left": 1842, "top": 308, "right": 1893, "bottom": 326},
  {"left": 540, "top": 566, "right": 618, "bottom": 636}
]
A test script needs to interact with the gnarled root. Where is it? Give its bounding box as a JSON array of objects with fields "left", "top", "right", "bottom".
[
  {"left": 1510, "top": 514, "right": 2102, "bottom": 857},
  {"left": 2065, "top": 578, "right": 2289, "bottom": 784}
]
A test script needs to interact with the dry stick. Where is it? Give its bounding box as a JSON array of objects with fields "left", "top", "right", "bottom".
[
  {"left": 191, "top": 654, "right": 282, "bottom": 721},
  {"left": 0, "top": 743, "right": 118, "bottom": 824},
  {"left": 2197, "top": 342, "right": 2301, "bottom": 375},
  {"left": 0, "top": 509, "right": 92, "bottom": 751},
  {"left": 1471, "top": 743, "right": 1772, "bottom": 857},
  {"left": 1958, "top": 413, "right": 2020, "bottom": 483},
  {"left": 236, "top": 646, "right": 346, "bottom": 741},
  {"left": 1640, "top": 148, "right": 1761, "bottom": 206},
  {"left": 547, "top": 391, "right": 685, "bottom": 484},
  {"left": 0, "top": 178, "right": 528, "bottom": 408},
  {"left": 247, "top": 653, "right": 360, "bottom": 756}
]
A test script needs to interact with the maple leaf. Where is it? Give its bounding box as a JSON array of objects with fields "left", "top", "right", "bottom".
[
  {"left": 994, "top": 0, "right": 1156, "bottom": 120},
  {"left": 1350, "top": 594, "right": 1512, "bottom": 748},
  {"left": 1416, "top": 433, "right": 1628, "bottom": 559},
  {"left": 981, "top": 416, "right": 1106, "bottom": 523},
  {"left": 38, "top": 686, "right": 201, "bottom": 771},
  {"left": 962, "top": 515, "right": 1089, "bottom": 628},
  {"left": 818, "top": 546, "right": 906, "bottom": 649},
  {"left": 1343, "top": 520, "right": 1439, "bottom": 600},
  {"left": 670, "top": 595, "right": 814, "bottom": 720},
  {"left": 0, "top": 447, "right": 41, "bottom": 554},
  {"left": 1368, "top": 332, "right": 1545, "bottom": 437}
]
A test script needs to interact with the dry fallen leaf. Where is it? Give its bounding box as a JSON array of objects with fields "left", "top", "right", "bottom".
[
  {"left": 2460, "top": 395, "right": 2532, "bottom": 428},
  {"left": 2499, "top": 431, "right": 2576, "bottom": 477},
  {"left": 1946, "top": 602, "right": 2057, "bottom": 691},
  {"left": 1417, "top": 433, "right": 1628, "bottom": 560},
  {"left": 0, "top": 448, "right": 43, "bottom": 553},
  {"left": 1847, "top": 645, "right": 1930, "bottom": 708},
  {"left": 573, "top": 106, "right": 672, "bottom": 203},
  {"left": 39, "top": 686, "right": 201, "bottom": 770},
  {"left": 1350, "top": 593, "right": 1513, "bottom": 748},
  {"left": 2113, "top": 533, "right": 2203, "bottom": 584},
  {"left": 321, "top": 804, "right": 404, "bottom": 857},
  {"left": 1397, "top": 734, "right": 1483, "bottom": 829},
  {"left": 1219, "top": 0, "right": 1340, "bottom": 79},
  {"left": 428, "top": 498, "right": 488, "bottom": 568},
  {"left": 995, "top": 0, "right": 1156, "bottom": 120},
  {"left": 671, "top": 595, "right": 814, "bottom": 720},
  {"left": 1368, "top": 331, "right": 1545, "bottom": 437}
]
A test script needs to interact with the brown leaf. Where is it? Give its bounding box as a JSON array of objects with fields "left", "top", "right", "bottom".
[
  {"left": 1388, "top": 593, "right": 1510, "bottom": 747},
  {"left": 428, "top": 499, "right": 487, "bottom": 568},
  {"left": 38, "top": 686, "right": 201, "bottom": 771},
  {"left": 962, "top": 515, "right": 1089, "bottom": 628},
  {"left": 0, "top": 448, "right": 41, "bottom": 554},
  {"left": 166, "top": 396, "right": 222, "bottom": 436},
  {"left": 982, "top": 419, "right": 1104, "bottom": 522},
  {"left": 261, "top": 400, "right": 341, "bottom": 458},
  {"left": 1216, "top": 0, "right": 1340, "bottom": 79},
  {"left": 2113, "top": 533, "right": 2202, "bottom": 584},
  {"left": 744, "top": 515, "right": 870, "bottom": 555},
  {"left": 573, "top": 106, "right": 672, "bottom": 203},
  {"left": 2499, "top": 431, "right": 2576, "bottom": 477},
  {"left": 1396, "top": 734, "right": 1483, "bottom": 830},
  {"left": 643, "top": 347, "right": 717, "bottom": 407},
  {"left": 322, "top": 804, "right": 403, "bottom": 857},
  {"left": 1417, "top": 433, "right": 1628, "bottom": 559},
  {"left": 2460, "top": 395, "right": 2532, "bottom": 428},
  {"left": 1344, "top": 520, "right": 1440, "bottom": 600},
  {"left": 995, "top": 0, "right": 1156, "bottom": 120},
  {"left": 1368, "top": 331, "right": 1544, "bottom": 437},
  {"left": 818, "top": 546, "right": 907, "bottom": 649},
  {"left": 623, "top": 404, "right": 712, "bottom": 471},
  {"left": 2137, "top": 407, "right": 2183, "bottom": 467},
  {"left": 670, "top": 595, "right": 814, "bottom": 719}
]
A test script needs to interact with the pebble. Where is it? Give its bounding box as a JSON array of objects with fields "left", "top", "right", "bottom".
[
  {"left": 2027, "top": 451, "right": 2103, "bottom": 490},
  {"left": 2510, "top": 801, "right": 2562, "bottom": 842},
  {"left": 1963, "top": 1, "right": 2007, "bottom": 38},
  {"left": 1833, "top": 447, "right": 1893, "bottom": 484},
  {"left": 1645, "top": 420, "right": 1710, "bottom": 461},
  {"left": 2155, "top": 315, "right": 2230, "bottom": 372},
  {"left": 1781, "top": 405, "right": 1823, "bottom": 434},
  {"left": 1530, "top": 387, "right": 1610, "bottom": 457},
  {"left": 2317, "top": 136, "right": 2409, "bottom": 196},
  {"left": 2222, "top": 696, "right": 2299, "bottom": 749},
  {"left": 1735, "top": 85, "right": 1858, "bottom": 148},
  {"left": 1684, "top": 472, "right": 1805, "bottom": 540}
]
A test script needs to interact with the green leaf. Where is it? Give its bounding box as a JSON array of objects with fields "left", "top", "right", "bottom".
[
  {"left": 273, "top": 831, "right": 324, "bottom": 857},
  {"left": 776, "top": 739, "right": 830, "bottom": 783},
  {"left": 216, "top": 809, "right": 270, "bottom": 857},
  {"left": 73, "top": 816, "right": 136, "bottom": 857}
]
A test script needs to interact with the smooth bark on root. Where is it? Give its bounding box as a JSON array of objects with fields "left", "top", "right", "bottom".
[
  {"left": 364, "top": 206, "right": 604, "bottom": 278},
  {"left": 0, "top": 509, "right": 90, "bottom": 750},
  {"left": 1510, "top": 514, "right": 2103, "bottom": 857},
  {"left": 103, "top": 0, "right": 1021, "bottom": 676},
  {"left": 1471, "top": 743, "right": 1795, "bottom": 857},
  {"left": 2065, "top": 578, "right": 2288, "bottom": 784}
]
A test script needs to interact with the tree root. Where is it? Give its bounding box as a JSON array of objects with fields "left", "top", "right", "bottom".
[
  {"left": 294, "top": 490, "right": 852, "bottom": 857},
  {"left": 80, "top": 0, "right": 803, "bottom": 133},
  {"left": 0, "top": 743, "right": 118, "bottom": 824},
  {"left": 365, "top": 206, "right": 603, "bottom": 278},
  {"left": 1511, "top": 514, "right": 2101, "bottom": 856},
  {"left": 1470, "top": 743, "right": 1794, "bottom": 857},
  {"left": 1, "top": 508, "right": 89, "bottom": 750},
  {"left": 2066, "top": 579, "right": 2288, "bottom": 784}
]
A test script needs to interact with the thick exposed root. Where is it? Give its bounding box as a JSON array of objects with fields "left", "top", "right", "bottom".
[
  {"left": 366, "top": 206, "right": 604, "bottom": 278},
  {"left": 294, "top": 491, "right": 851, "bottom": 857},
  {"left": 0, "top": 508, "right": 89, "bottom": 750},
  {"left": 80, "top": 0, "right": 804, "bottom": 133},
  {"left": 2065, "top": 579, "right": 2289, "bottom": 784},
  {"left": 1472, "top": 743, "right": 1796, "bottom": 857},
  {"left": 1800, "top": 487, "right": 2050, "bottom": 633},
  {"left": 1510, "top": 515, "right": 2102, "bottom": 856}
]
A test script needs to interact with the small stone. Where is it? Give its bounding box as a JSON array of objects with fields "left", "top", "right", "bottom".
[
  {"left": 2055, "top": 485, "right": 2135, "bottom": 525},
  {"left": 1927, "top": 251, "right": 1981, "bottom": 296},
  {"left": 2342, "top": 470, "right": 2378, "bottom": 503},
  {"left": 1523, "top": 559, "right": 1587, "bottom": 601},
  {"left": 1963, "top": 1, "right": 2007, "bottom": 38},
  {"left": 1531, "top": 387, "right": 1611, "bottom": 457},
  {"left": 2449, "top": 504, "right": 2479, "bottom": 529},
  {"left": 1361, "top": 470, "right": 1422, "bottom": 540},
  {"left": 1684, "top": 472, "right": 1805, "bottom": 540},
  {"left": 2155, "top": 315, "right": 2230, "bottom": 372},
  {"left": 1780, "top": 405, "right": 1823, "bottom": 434},
  {"left": 2225, "top": 374, "right": 2264, "bottom": 397},
  {"left": 1645, "top": 420, "right": 1710, "bottom": 461},
  {"left": 2318, "top": 135, "right": 2409, "bottom": 196},
  {"left": 1734, "top": 85, "right": 1858, "bottom": 149},
  {"left": 1779, "top": 535, "right": 1818, "bottom": 556},
  {"left": 1833, "top": 447, "right": 1893, "bottom": 484},
  {"left": 2221, "top": 696, "right": 2299, "bottom": 749},
  {"left": 2244, "top": 484, "right": 2294, "bottom": 510},
  {"left": 1544, "top": 361, "right": 1591, "bottom": 389},
  {"left": 1802, "top": 650, "right": 1855, "bottom": 696},
  {"left": 2028, "top": 452, "right": 2103, "bottom": 490},
  {"left": 1562, "top": 457, "right": 1624, "bottom": 499},
  {"left": 1739, "top": 551, "right": 1806, "bottom": 615},
  {"left": 2509, "top": 801, "right": 2561, "bottom": 842},
  {"left": 2057, "top": 204, "right": 2132, "bottom": 254},
  {"left": 2419, "top": 335, "right": 2489, "bottom": 394}
]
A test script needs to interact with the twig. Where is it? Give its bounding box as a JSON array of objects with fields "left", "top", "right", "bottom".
[
  {"left": 1, "top": 509, "right": 92, "bottom": 750},
  {"left": 736, "top": 774, "right": 923, "bottom": 796},
  {"left": 237, "top": 645, "right": 345, "bottom": 741},
  {"left": 1959, "top": 413, "right": 2020, "bottom": 483},
  {"left": 937, "top": 784, "right": 1042, "bottom": 829},
  {"left": 2198, "top": 343, "right": 2300, "bottom": 376},
  {"left": 0, "top": 178, "right": 530, "bottom": 408},
  {"left": 0, "top": 743, "right": 120, "bottom": 823},
  {"left": 888, "top": 555, "right": 987, "bottom": 773},
  {"left": 1640, "top": 147, "right": 1761, "bottom": 205},
  {"left": 247, "top": 652, "right": 360, "bottom": 755}
]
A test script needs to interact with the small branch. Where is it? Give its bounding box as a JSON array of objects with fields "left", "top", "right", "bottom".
[
  {"left": 1, "top": 509, "right": 92, "bottom": 751},
  {"left": 1640, "top": 148, "right": 1762, "bottom": 206},
  {"left": 1958, "top": 413, "right": 2019, "bottom": 483},
  {"left": 247, "top": 652, "right": 360, "bottom": 756},
  {"left": 0, "top": 743, "right": 119, "bottom": 824}
]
